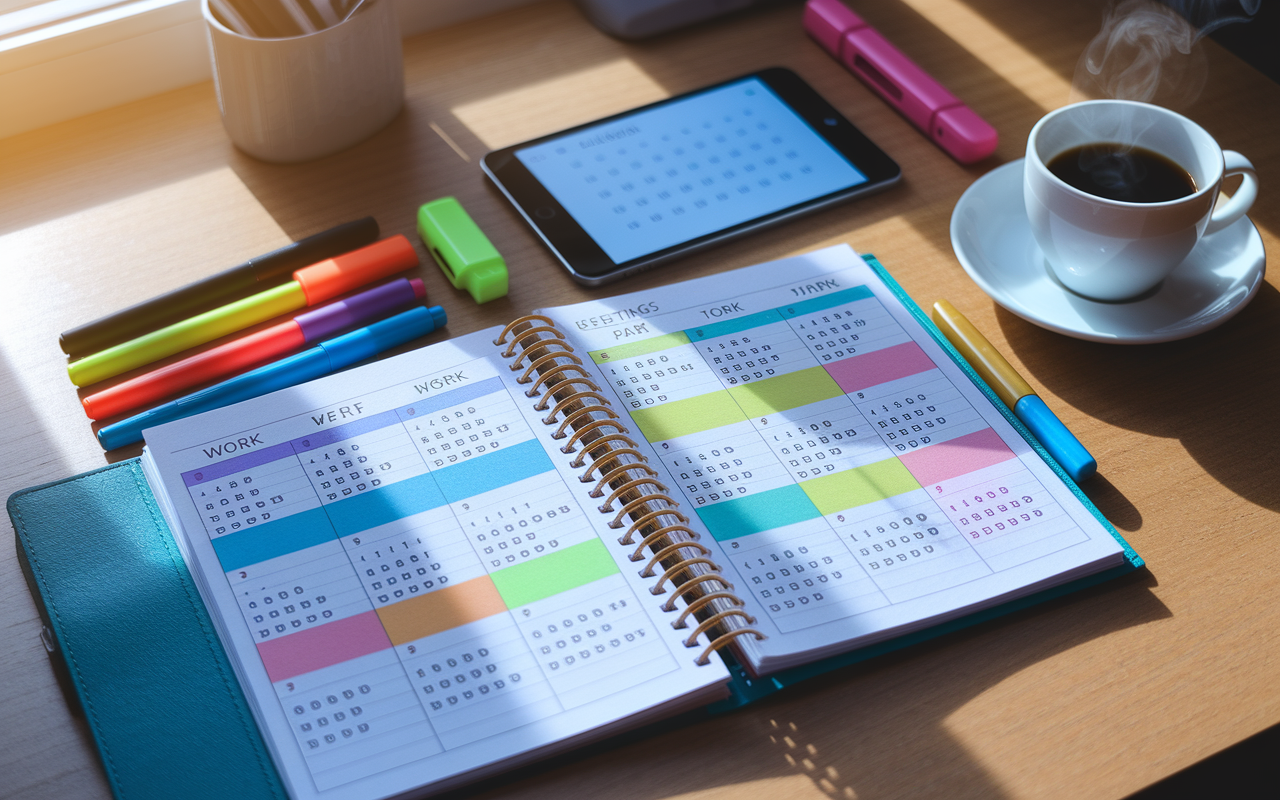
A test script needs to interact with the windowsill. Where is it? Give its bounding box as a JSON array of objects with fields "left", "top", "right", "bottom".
[{"left": 0, "top": 0, "right": 538, "bottom": 140}]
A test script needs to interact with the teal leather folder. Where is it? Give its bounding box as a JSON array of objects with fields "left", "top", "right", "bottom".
[
  {"left": 9, "top": 459, "right": 286, "bottom": 800},
  {"left": 8, "top": 255, "right": 1141, "bottom": 798}
]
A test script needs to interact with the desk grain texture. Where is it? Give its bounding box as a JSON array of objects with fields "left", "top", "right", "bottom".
[{"left": 2, "top": 1, "right": 1277, "bottom": 798}]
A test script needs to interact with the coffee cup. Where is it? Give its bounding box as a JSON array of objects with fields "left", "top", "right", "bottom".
[
  {"left": 202, "top": 0, "right": 404, "bottom": 163},
  {"left": 1024, "top": 99, "right": 1257, "bottom": 302}
]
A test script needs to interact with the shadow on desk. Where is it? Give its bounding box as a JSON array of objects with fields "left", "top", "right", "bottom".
[
  {"left": 999, "top": 281, "right": 1280, "bottom": 517},
  {"left": 0, "top": 347, "right": 118, "bottom": 799},
  {"left": 440, "top": 570, "right": 1169, "bottom": 800},
  {"left": 1126, "top": 720, "right": 1280, "bottom": 799}
]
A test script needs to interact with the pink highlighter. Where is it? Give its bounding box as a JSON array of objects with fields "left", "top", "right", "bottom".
[{"left": 803, "top": 0, "right": 998, "bottom": 164}]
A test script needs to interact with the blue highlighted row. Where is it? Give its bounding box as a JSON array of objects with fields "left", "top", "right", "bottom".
[
  {"left": 778, "top": 285, "right": 874, "bottom": 318},
  {"left": 323, "top": 438, "right": 552, "bottom": 537},
  {"left": 212, "top": 506, "right": 335, "bottom": 572},
  {"left": 686, "top": 309, "right": 785, "bottom": 342},
  {"left": 398, "top": 376, "right": 504, "bottom": 419},
  {"left": 695, "top": 484, "right": 821, "bottom": 541},
  {"left": 294, "top": 409, "right": 402, "bottom": 453},
  {"left": 211, "top": 438, "right": 554, "bottom": 572},
  {"left": 433, "top": 438, "right": 552, "bottom": 502}
]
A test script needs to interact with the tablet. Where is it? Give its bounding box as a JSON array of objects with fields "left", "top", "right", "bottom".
[{"left": 482, "top": 67, "right": 901, "bottom": 285}]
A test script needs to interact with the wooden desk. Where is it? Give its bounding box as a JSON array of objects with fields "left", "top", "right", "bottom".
[{"left": 2, "top": 1, "right": 1277, "bottom": 797}]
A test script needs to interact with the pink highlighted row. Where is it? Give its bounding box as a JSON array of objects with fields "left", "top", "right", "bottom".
[
  {"left": 256, "top": 610, "right": 391, "bottom": 683},
  {"left": 822, "top": 342, "right": 1018, "bottom": 484},
  {"left": 822, "top": 341, "right": 936, "bottom": 394},
  {"left": 899, "top": 427, "right": 1016, "bottom": 486}
]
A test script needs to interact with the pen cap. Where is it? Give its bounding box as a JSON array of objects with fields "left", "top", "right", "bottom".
[
  {"left": 803, "top": 0, "right": 866, "bottom": 53},
  {"left": 294, "top": 278, "right": 425, "bottom": 342},
  {"left": 934, "top": 105, "right": 999, "bottom": 164},
  {"left": 319, "top": 305, "right": 447, "bottom": 367},
  {"left": 294, "top": 235, "right": 419, "bottom": 305},
  {"left": 931, "top": 300, "right": 1033, "bottom": 408},
  {"left": 1014, "top": 395, "right": 1097, "bottom": 483},
  {"left": 416, "top": 198, "right": 509, "bottom": 304},
  {"left": 250, "top": 216, "right": 382, "bottom": 284}
]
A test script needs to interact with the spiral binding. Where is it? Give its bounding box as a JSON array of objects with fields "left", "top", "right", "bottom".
[{"left": 495, "top": 315, "right": 763, "bottom": 667}]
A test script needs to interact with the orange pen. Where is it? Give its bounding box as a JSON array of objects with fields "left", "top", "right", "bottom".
[
  {"left": 67, "top": 235, "right": 419, "bottom": 387},
  {"left": 82, "top": 278, "right": 425, "bottom": 420}
]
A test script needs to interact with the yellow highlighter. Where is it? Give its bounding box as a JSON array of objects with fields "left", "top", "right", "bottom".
[
  {"left": 931, "top": 300, "right": 1096, "bottom": 482},
  {"left": 67, "top": 236, "right": 418, "bottom": 387}
]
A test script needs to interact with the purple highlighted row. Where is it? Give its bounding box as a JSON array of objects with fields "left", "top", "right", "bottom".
[{"left": 181, "top": 376, "right": 506, "bottom": 487}]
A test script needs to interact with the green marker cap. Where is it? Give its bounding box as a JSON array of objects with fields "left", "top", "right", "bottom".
[{"left": 416, "top": 197, "right": 509, "bottom": 304}]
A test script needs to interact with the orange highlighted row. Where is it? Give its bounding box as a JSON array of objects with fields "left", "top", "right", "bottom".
[{"left": 375, "top": 575, "right": 508, "bottom": 646}]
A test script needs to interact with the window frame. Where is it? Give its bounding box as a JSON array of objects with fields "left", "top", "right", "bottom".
[{"left": 0, "top": 0, "right": 536, "bottom": 140}]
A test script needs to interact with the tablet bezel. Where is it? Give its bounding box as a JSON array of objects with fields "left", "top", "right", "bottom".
[{"left": 481, "top": 67, "right": 901, "bottom": 286}]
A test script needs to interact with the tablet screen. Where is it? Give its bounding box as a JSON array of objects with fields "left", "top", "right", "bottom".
[{"left": 513, "top": 77, "right": 869, "bottom": 264}]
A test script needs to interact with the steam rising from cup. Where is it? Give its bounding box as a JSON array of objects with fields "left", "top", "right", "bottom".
[{"left": 1070, "top": 0, "right": 1260, "bottom": 109}]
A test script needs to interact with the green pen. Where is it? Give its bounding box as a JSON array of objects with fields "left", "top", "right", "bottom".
[{"left": 67, "top": 236, "right": 418, "bottom": 387}]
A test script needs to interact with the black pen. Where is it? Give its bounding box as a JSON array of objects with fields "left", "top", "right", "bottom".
[{"left": 59, "top": 216, "right": 380, "bottom": 358}]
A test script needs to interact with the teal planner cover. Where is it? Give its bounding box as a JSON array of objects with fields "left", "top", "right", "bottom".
[
  {"left": 9, "top": 460, "right": 287, "bottom": 800},
  {"left": 8, "top": 253, "right": 1142, "bottom": 799}
]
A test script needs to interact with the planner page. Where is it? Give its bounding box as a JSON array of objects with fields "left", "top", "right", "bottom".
[
  {"left": 141, "top": 328, "right": 730, "bottom": 800},
  {"left": 538, "top": 245, "right": 1128, "bottom": 674}
]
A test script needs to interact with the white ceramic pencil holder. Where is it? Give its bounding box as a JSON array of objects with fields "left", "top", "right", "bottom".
[{"left": 202, "top": 0, "right": 405, "bottom": 163}]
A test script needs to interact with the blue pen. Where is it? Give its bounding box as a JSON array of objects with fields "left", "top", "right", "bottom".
[
  {"left": 97, "top": 305, "right": 447, "bottom": 450},
  {"left": 931, "top": 301, "right": 1096, "bottom": 483}
]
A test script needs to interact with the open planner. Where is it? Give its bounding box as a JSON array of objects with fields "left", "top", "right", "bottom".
[{"left": 12, "top": 245, "right": 1140, "bottom": 800}]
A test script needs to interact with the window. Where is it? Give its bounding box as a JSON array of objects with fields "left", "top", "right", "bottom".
[{"left": 0, "top": 0, "right": 534, "bottom": 140}]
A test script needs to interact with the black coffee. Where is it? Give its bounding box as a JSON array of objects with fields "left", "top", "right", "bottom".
[{"left": 1047, "top": 144, "right": 1196, "bottom": 203}]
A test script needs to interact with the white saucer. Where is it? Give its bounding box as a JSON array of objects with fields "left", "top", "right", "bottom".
[{"left": 949, "top": 160, "right": 1266, "bottom": 344}]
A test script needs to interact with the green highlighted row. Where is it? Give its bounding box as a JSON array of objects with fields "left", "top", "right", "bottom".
[
  {"left": 730, "top": 365, "right": 843, "bottom": 419},
  {"left": 695, "top": 458, "right": 922, "bottom": 541},
  {"left": 489, "top": 538, "right": 620, "bottom": 608},
  {"left": 589, "top": 332, "right": 691, "bottom": 364},
  {"left": 800, "top": 458, "right": 920, "bottom": 516},
  {"left": 630, "top": 391, "right": 747, "bottom": 442},
  {"left": 629, "top": 365, "right": 842, "bottom": 443}
]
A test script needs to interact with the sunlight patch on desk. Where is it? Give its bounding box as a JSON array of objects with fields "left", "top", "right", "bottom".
[
  {"left": 939, "top": 639, "right": 1146, "bottom": 800},
  {"left": 767, "top": 718, "right": 859, "bottom": 799},
  {"left": 450, "top": 58, "right": 669, "bottom": 150},
  {"left": 0, "top": 166, "right": 287, "bottom": 456},
  {"left": 896, "top": 0, "right": 1072, "bottom": 112},
  {"left": 1250, "top": 215, "right": 1273, "bottom": 244},
  {"left": 783, "top": 213, "right": 952, "bottom": 267},
  {"left": 659, "top": 774, "right": 834, "bottom": 800}
]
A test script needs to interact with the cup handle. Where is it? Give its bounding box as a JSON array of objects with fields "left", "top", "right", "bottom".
[{"left": 1204, "top": 150, "right": 1258, "bottom": 236}]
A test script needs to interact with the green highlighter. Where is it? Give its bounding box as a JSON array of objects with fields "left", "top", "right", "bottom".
[{"left": 416, "top": 198, "right": 509, "bottom": 304}]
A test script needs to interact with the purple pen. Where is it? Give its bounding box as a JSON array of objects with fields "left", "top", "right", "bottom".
[{"left": 82, "top": 278, "right": 426, "bottom": 420}]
